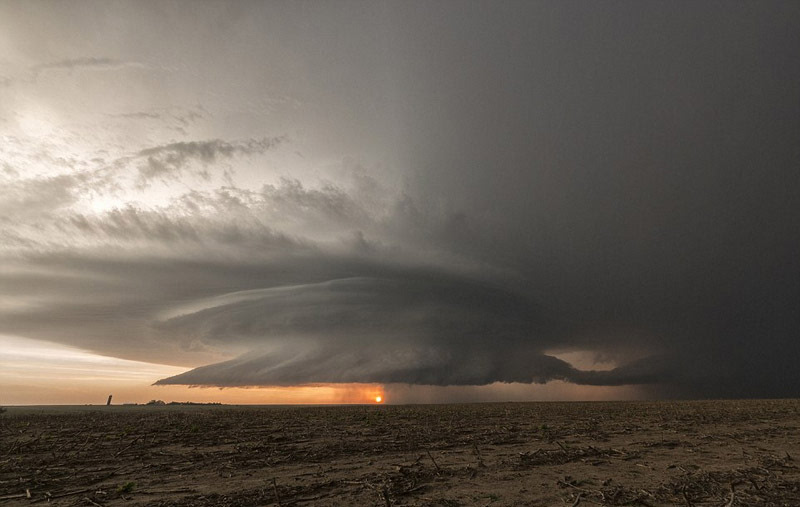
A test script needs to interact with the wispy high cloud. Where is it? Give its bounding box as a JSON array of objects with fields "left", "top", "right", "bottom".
[
  {"left": 32, "top": 57, "right": 145, "bottom": 78},
  {"left": 135, "top": 137, "right": 285, "bottom": 186}
]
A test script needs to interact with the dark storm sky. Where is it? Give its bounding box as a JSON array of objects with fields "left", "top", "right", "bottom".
[{"left": 1, "top": 1, "right": 799, "bottom": 398}]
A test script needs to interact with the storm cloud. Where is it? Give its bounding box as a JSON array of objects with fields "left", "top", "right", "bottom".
[{"left": 1, "top": 1, "right": 799, "bottom": 400}]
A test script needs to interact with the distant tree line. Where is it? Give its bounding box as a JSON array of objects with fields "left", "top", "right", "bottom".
[{"left": 144, "top": 400, "right": 222, "bottom": 406}]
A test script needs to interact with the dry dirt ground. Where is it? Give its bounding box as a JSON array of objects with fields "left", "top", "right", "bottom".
[{"left": 2, "top": 400, "right": 800, "bottom": 506}]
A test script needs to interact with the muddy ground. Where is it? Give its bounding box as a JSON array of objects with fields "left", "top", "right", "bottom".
[{"left": 1, "top": 400, "right": 799, "bottom": 506}]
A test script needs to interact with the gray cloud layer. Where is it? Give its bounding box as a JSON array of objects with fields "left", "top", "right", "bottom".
[{"left": 2, "top": 1, "right": 799, "bottom": 399}]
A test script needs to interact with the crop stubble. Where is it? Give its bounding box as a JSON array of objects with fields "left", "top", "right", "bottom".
[{"left": 1, "top": 400, "right": 799, "bottom": 506}]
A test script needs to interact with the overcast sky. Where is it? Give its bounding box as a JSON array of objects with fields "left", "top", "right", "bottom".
[{"left": 2, "top": 1, "right": 799, "bottom": 403}]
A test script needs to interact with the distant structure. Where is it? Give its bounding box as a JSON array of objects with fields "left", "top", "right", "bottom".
[{"left": 106, "top": 395, "right": 113, "bottom": 406}]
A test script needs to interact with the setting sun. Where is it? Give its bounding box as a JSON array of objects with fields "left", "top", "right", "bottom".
[{"left": 375, "top": 396, "right": 382, "bottom": 403}]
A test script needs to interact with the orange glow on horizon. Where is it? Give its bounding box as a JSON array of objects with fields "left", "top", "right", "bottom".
[
  {"left": 0, "top": 335, "right": 389, "bottom": 405},
  {"left": 1, "top": 380, "right": 389, "bottom": 406},
  {"left": 375, "top": 395, "right": 382, "bottom": 403}
]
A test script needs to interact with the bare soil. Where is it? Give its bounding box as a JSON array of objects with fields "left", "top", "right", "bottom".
[{"left": 1, "top": 400, "right": 799, "bottom": 506}]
